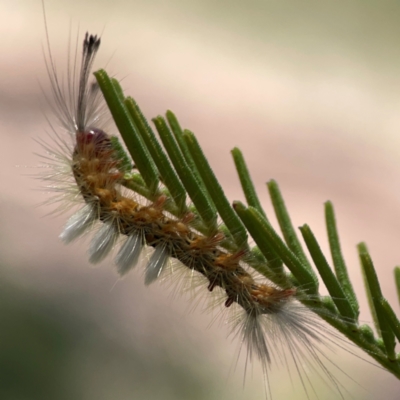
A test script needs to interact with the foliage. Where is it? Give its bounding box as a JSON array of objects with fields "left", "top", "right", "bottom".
[{"left": 94, "top": 69, "right": 400, "bottom": 379}]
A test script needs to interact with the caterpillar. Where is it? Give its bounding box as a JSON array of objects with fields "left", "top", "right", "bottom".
[{"left": 39, "top": 28, "right": 377, "bottom": 400}]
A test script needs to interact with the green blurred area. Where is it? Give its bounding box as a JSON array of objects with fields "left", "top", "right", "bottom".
[{"left": 0, "top": 276, "right": 212, "bottom": 400}]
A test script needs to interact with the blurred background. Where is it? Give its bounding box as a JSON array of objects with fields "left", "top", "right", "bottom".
[{"left": 1, "top": 0, "right": 400, "bottom": 398}]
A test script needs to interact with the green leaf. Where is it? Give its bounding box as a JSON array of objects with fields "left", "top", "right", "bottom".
[
  {"left": 124, "top": 98, "right": 187, "bottom": 214},
  {"left": 358, "top": 243, "right": 396, "bottom": 360},
  {"left": 395, "top": 266, "right": 400, "bottom": 306},
  {"left": 325, "top": 201, "right": 359, "bottom": 316},
  {"left": 183, "top": 130, "right": 248, "bottom": 248},
  {"left": 152, "top": 116, "right": 218, "bottom": 235},
  {"left": 380, "top": 298, "right": 400, "bottom": 343},
  {"left": 267, "top": 180, "right": 316, "bottom": 281},
  {"left": 94, "top": 70, "right": 159, "bottom": 193},
  {"left": 299, "top": 224, "right": 357, "bottom": 321},
  {"left": 234, "top": 202, "right": 317, "bottom": 292},
  {"left": 231, "top": 147, "right": 266, "bottom": 218},
  {"left": 165, "top": 110, "right": 203, "bottom": 184}
]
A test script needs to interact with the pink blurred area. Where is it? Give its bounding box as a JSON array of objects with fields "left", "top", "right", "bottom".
[{"left": 0, "top": 1, "right": 399, "bottom": 399}]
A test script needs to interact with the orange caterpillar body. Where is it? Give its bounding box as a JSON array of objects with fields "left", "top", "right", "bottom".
[{"left": 71, "top": 122, "right": 295, "bottom": 315}]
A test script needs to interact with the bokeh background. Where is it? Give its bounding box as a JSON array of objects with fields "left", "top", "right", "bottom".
[{"left": 1, "top": 0, "right": 400, "bottom": 399}]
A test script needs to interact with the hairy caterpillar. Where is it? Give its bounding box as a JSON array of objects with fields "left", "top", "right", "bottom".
[{"left": 39, "top": 26, "right": 380, "bottom": 399}]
